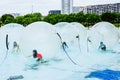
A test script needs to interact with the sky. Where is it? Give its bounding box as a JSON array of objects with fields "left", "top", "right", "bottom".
[{"left": 0, "top": 0, "right": 119, "bottom": 16}]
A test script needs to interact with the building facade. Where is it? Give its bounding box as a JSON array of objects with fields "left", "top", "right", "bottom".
[
  {"left": 61, "top": 0, "right": 73, "bottom": 14},
  {"left": 73, "top": 6, "right": 84, "bottom": 13},
  {"left": 83, "top": 3, "right": 120, "bottom": 14},
  {"left": 49, "top": 10, "right": 61, "bottom": 14}
]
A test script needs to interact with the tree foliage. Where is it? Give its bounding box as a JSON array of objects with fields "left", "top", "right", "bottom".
[
  {"left": 76, "top": 12, "right": 85, "bottom": 23},
  {"left": 23, "top": 12, "right": 42, "bottom": 25},
  {"left": 1, "top": 14, "right": 14, "bottom": 24},
  {"left": 43, "top": 14, "right": 68, "bottom": 24},
  {"left": 4, "top": 16, "right": 14, "bottom": 24},
  {"left": 101, "top": 12, "right": 117, "bottom": 23},
  {"left": 0, "top": 12, "right": 119, "bottom": 27},
  {"left": 15, "top": 16, "right": 24, "bottom": 25},
  {"left": 43, "top": 12, "right": 102, "bottom": 27},
  {"left": 0, "top": 12, "right": 42, "bottom": 26},
  {"left": 85, "top": 13, "right": 101, "bottom": 26}
]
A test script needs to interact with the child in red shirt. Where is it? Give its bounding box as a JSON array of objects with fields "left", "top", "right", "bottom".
[{"left": 33, "top": 50, "right": 43, "bottom": 62}]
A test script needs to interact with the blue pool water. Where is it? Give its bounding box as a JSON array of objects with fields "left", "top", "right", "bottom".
[{"left": 85, "top": 69, "right": 120, "bottom": 80}]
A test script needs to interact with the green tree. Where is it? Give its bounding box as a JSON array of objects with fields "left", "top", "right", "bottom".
[
  {"left": 87, "top": 14, "right": 101, "bottom": 23},
  {"left": 115, "top": 13, "right": 120, "bottom": 23},
  {"left": 32, "top": 12, "right": 42, "bottom": 21},
  {"left": 22, "top": 17, "right": 33, "bottom": 25},
  {"left": 4, "top": 16, "right": 14, "bottom": 24},
  {"left": 43, "top": 14, "right": 58, "bottom": 24},
  {"left": 1, "top": 14, "right": 14, "bottom": 24},
  {"left": 67, "top": 13, "right": 77, "bottom": 22},
  {"left": 115, "top": 13, "right": 120, "bottom": 27},
  {"left": 0, "top": 17, "right": 2, "bottom": 27},
  {"left": 43, "top": 14, "right": 68, "bottom": 24},
  {"left": 23, "top": 12, "right": 42, "bottom": 25},
  {"left": 84, "top": 13, "right": 101, "bottom": 27},
  {"left": 76, "top": 12, "right": 85, "bottom": 23},
  {"left": 15, "top": 16, "right": 24, "bottom": 25},
  {"left": 101, "top": 12, "right": 116, "bottom": 23}
]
